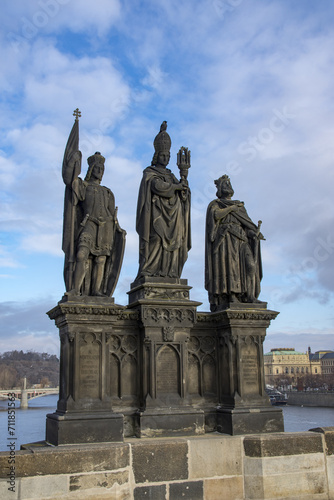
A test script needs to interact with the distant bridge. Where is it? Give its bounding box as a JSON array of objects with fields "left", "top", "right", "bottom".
[{"left": 0, "top": 387, "right": 59, "bottom": 403}]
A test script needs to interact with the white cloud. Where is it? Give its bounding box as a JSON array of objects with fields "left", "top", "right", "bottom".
[
  {"left": 264, "top": 330, "right": 334, "bottom": 354},
  {"left": 0, "top": 332, "right": 59, "bottom": 356},
  {"left": 0, "top": 155, "right": 19, "bottom": 188},
  {"left": 0, "top": 299, "right": 59, "bottom": 354},
  {"left": 21, "top": 233, "right": 62, "bottom": 256},
  {"left": 3, "top": 0, "right": 121, "bottom": 39},
  {"left": 0, "top": 246, "right": 21, "bottom": 269},
  {"left": 21, "top": 44, "right": 131, "bottom": 127}
]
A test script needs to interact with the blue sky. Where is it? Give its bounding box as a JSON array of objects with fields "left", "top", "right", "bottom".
[{"left": 0, "top": 0, "right": 334, "bottom": 355}]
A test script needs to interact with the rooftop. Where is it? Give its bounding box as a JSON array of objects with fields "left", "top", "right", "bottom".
[{"left": 264, "top": 349, "right": 306, "bottom": 356}]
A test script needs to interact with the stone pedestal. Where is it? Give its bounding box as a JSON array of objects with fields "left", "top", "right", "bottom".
[
  {"left": 46, "top": 295, "right": 125, "bottom": 445},
  {"left": 46, "top": 287, "right": 283, "bottom": 441},
  {"left": 213, "top": 303, "right": 284, "bottom": 435},
  {"left": 128, "top": 277, "right": 205, "bottom": 437},
  {"left": 46, "top": 412, "right": 123, "bottom": 446}
]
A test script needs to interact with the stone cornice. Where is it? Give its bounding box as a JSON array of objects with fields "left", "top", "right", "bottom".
[
  {"left": 47, "top": 304, "right": 139, "bottom": 322},
  {"left": 197, "top": 309, "right": 279, "bottom": 323}
]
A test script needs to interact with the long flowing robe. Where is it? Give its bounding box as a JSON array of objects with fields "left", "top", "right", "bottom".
[
  {"left": 136, "top": 165, "right": 191, "bottom": 279},
  {"left": 205, "top": 198, "right": 262, "bottom": 304}
]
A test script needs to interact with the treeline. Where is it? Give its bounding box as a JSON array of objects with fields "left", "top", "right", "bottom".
[
  {"left": 267, "top": 373, "right": 334, "bottom": 391},
  {"left": 0, "top": 350, "right": 59, "bottom": 389}
]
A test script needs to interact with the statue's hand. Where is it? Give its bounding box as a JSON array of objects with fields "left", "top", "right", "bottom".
[
  {"left": 68, "top": 150, "right": 82, "bottom": 167},
  {"left": 230, "top": 202, "right": 243, "bottom": 212},
  {"left": 248, "top": 230, "right": 265, "bottom": 241},
  {"left": 175, "top": 181, "right": 188, "bottom": 192}
]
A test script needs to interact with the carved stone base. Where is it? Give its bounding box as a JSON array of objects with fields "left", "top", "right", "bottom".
[
  {"left": 135, "top": 408, "right": 205, "bottom": 438},
  {"left": 46, "top": 411, "right": 123, "bottom": 445},
  {"left": 217, "top": 407, "right": 284, "bottom": 435},
  {"left": 128, "top": 276, "right": 192, "bottom": 305},
  {"left": 47, "top": 287, "right": 283, "bottom": 440},
  {"left": 127, "top": 277, "right": 205, "bottom": 437},
  {"left": 46, "top": 298, "right": 140, "bottom": 445},
  {"left": 212, "top": 305, "right": 284, "bottom": 434}
]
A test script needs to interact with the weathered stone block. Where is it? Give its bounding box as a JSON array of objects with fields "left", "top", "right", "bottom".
[
  {"left": 217, "top": 407, "right": 284, "bottom": 435},
  {"left": 244, "top": 452, "right": 326, "bottom": 476},
  {"left": 244, "top": 470, "right": 328, "bottom": 499},
  {"left": 69, "top": 470, "right": 128, "bottom": 491},
  {"left": 0, "top": 442, "right": 130, "bottom": 478},
  {"left": 188, "top": 435, "right": 242, "bottom": 478},
  {"left": 310, "top": 426, "right": 334, "bottom": 455},
  {"left": 169, "top": 481, "right": 203, "bottom": 499},
  {"left": 244, "top": 432, "right": 324, "bottom": 458},
  {"left": 134, "top": 484, "right": 167, "bottom": 499},
  {"left": 135, "top": 409, "right": 205, "bottom": 438},
  {"left": 326, "top": 455, "right": 334, "bottom": 499},
  {"left": 0, "top": 478, "right": 21, "bottom": 500},
  {"left": 62, "top": 489, "right": 131, "bottom": 500},
  {"left": 20, "top": 475, "right": 69, "bottom": 499},
  {"left": 132, "top": 439, "right": 188, "bottom": 483},
  {"left": 204, "top": 477, "right": 244, "bottom": 500},
  {"left": 46, "top": 412, "right": 124, "bottom": 445}
]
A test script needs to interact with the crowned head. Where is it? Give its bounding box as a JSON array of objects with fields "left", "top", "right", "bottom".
[
  {"left": 215, "top": 174, "right": 234, "bottom": 199},
  {"left": 85, "top": 152, "right": 105, "bottom": 182}
]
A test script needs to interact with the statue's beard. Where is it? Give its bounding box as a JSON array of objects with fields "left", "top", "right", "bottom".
[{"left": 221, "top": 187, "right": 234, "bottom": 198}]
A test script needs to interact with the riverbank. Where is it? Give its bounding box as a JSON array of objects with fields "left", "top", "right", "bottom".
[{"left": 286, "top": 391, "right": 334, "bottom": 407}]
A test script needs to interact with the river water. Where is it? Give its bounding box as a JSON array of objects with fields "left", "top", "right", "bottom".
[{"left": 0, "top": 395, "right": 333, "bottom": 451}]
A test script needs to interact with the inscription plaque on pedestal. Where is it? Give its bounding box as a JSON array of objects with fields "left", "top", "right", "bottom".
[
  {"left": 157, "top": 346, "right": 180, "bottom": 395},
  {"left": 241, "top": 347, "right": 259, "bottom": 395},
  {"left": 79, "top": 334, "right": 101, "bottom": 399}
]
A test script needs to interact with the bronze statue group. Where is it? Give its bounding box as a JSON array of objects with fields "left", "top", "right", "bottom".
[{"left": 62, "top": 112, "right": 264, "bottom": 311}]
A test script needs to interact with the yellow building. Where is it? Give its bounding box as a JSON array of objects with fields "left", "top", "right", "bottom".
[
  {"left": 310, "top": 351, "right": 334, "bottom": 376},
  {"left": 264, "top": 348, "right": 321, "bottom": 385}
]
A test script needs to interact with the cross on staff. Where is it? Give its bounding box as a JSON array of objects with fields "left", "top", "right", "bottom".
[{"left": 73, "top": 108, "right": 81, "bottom": 121}]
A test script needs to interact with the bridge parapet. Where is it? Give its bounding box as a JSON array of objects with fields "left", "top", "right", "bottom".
[{"left": 0, "top": 388, "right": 59, "bottom": 404}]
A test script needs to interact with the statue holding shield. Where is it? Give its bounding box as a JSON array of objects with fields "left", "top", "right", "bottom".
[{"left": 62, "top": 109, "right": 125, "bottom": 297}]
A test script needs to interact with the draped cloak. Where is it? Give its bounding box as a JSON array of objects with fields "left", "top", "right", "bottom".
[
  {"left": 205, "top": 198, "right": 262, "bottom": 301},
  {"left": 136, "top": 165, "right": 191, "bottom": 279}
]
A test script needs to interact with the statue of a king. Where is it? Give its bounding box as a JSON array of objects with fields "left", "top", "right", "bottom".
[{"left": 62, "top": 110, "right": 125, "bottom": 297}]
